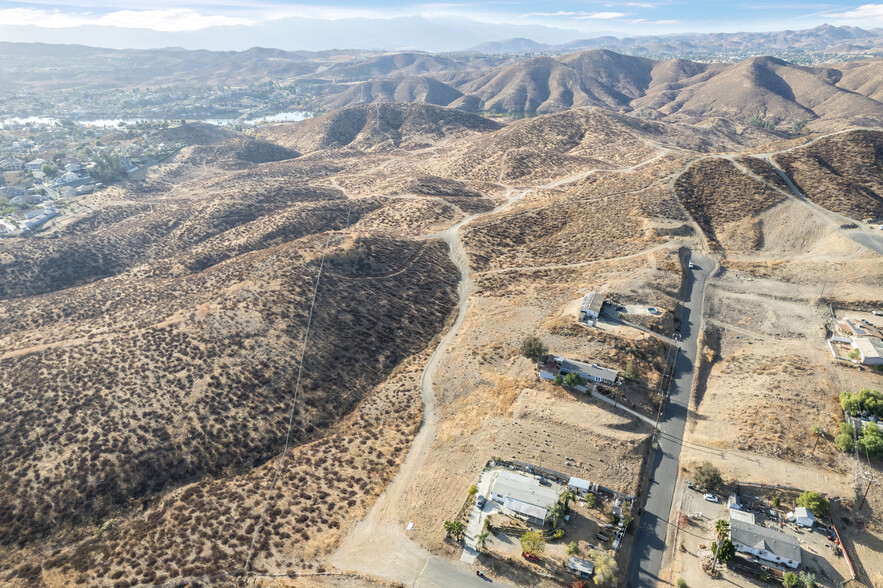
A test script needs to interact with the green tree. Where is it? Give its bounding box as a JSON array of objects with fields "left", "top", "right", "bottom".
[
  {"left": 714, "top": 519, "right": 730, "bottom": 541},
  {"left": 88, "top": 153, "right": 127, "bottom": 182},
  {"left": 783, "top": 572, "right": 800, "bottom": 588},
  {"left": 547, "top": 502, "right": 566, "bottom": 527},
  {"left": 564, "top": 372, "right": 583, "bottom": 387},
  {"left": 799, "top": 571, "right": 816, "bottom": 588},
  {"left": 693, "top": 462, "right": 722, "bottom": 491},
  {"left": 835, "top": 433, "right": 855, "bottom": 452},
  {"left": 849, "top": 348, "right": 861, "bottom": 360},
  {"left": 554, "top": 373, "right": 564, "bottom": 385},
  {"left": 623, "top": 359, "right": 638, "bottom": 381},
  {"left": 791, "top": 119, "right": 807, "bottom": 135},
  {"left": 589, "top": 550, "right": 617, "bottom": 586},
  {"left": 443, "top": 520, "right": 464, "bottom": 538},
  {"left": 840, "top": 391, "right": 860, "bottom": 416},
  {"left": 566, "top": 541, "right": 580, "bottom": 556},
  {"left": 476, "top": 530, "right": 491, "bottom": 551},
  {"left": 520, "top": 530, "right": 545, "bottom": 557},
  {"left": 840, "top": 422, "right": 856, "bottom": 436},
  {"left": 585, "top": 493, "right": 597, "bottom": 508},
  {"left": 468, "top": 484, "right": 478, "bottom": 497},
  {"left": 520, "top": 336, "right": 548, "bottom": 363},
  {"left": 711, "top": 539, "right": 735, "bottom": 564},
  {"left": 560, "top": 489, "right": 577, "bottom": 511},
  {"left": 796, "top": 491, "right": 829, "bottom": 516},
  {"left": 676, "top": 579, "right": 687, "bottom": 588},
  {"left": 859, "top": 425, "right": 883, "bottom": 457},
  {"left": 40, "top": 163, "right": 55, "bottom": 177},
  {"left": 772, "top": 495, "right": 781, "bottom": 508}
]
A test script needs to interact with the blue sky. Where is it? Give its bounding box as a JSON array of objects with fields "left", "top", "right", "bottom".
[{"left": 0, "top": 1, "right": 882, "bottom": 34}]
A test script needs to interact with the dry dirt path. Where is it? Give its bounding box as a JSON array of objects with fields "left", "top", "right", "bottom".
[{"left": 331, "top": 147, "right": 674, "bottom": 586}]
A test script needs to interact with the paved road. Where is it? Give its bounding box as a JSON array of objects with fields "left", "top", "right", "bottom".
[
  {"left": 626, "top": 249, "right": 715, "bottom": 588},
  {"left": 416, "top": 557, "right": 506, "bottom": 588}
]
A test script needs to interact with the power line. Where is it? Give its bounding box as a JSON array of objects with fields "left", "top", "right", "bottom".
[{"left": 242, "top": 207, "right": 351, "bottom": 579}]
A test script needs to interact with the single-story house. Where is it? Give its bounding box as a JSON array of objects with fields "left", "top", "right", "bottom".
[
  {"left": 556, "top": 357, "right": 619, "bottom": 385},
  {"left": 578, "top": 292, "right": 605, "bottom": 323},
  {"left": 840, "top": 319, "right": 882, "bottom": 339},
  {"left": 566, "top": 556, "right": 595, "bottom": 579},
  {"left": 25, "top": 158, "right": 47, "bottom": 171},
  {"left": 854, "top": 337, "right": 883, "bottom": 366},
  {"left": 729, "top": 519, "right": 801, "bottom": 569},
  {"left": 490, "top": 471, "right": 559, "bottom": 526},
  {"left": 788, "top": 507, "right": 815, "bottom": 528},
  {"left": 729, "top": 510, "right": 757, "bottom": 525}
]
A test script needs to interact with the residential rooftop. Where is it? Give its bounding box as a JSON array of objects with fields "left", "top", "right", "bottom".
[{"left": 729, "top": 519, "right": 801, "bottom": 564}]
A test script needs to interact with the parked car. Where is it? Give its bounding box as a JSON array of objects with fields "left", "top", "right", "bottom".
[
  {"left": 476, "top": 495, "right": 486, "bottom": 508},
  {"left": 872, "top": 310, "right": 883, "bottom": 316},
  {"left": 522, "top": 552, "right": 540, "bottom": 562},
  {"left": 688, "top": 261, "right": 695, "bottom": 269},
  {"left": 704, "top": 493, "right": 719, "bottom": 503}
]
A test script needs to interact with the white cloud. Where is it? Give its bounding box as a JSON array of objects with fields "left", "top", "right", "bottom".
[
  {"left": 824, "top": 3, "right": 883, "bottom": 22},
  {"left": 622, "top": 2, "right": 657, "bottom": 7},
  {"left": 521, "top": 10, "right": 626, "bottom": 19},
  {"left": 0, "top": 7, "right": 253, "bottom": 31}
]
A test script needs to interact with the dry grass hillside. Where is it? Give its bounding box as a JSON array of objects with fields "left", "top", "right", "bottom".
[
  {"left": 258, "top": 103, "right": 502, "bottom": 153},
  {"left": 2, "top": 103, "right": 883, "bottom": 587},
  {"left": 773, "top": 129, "right": 883, "bottom": 219}
]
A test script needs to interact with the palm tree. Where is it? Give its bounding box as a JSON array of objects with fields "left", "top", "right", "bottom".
[
  {"left": 714, "top": 519, "right": 730, "bottom": 541},
  {"left": 477, "top": 530, "right": 491, "bottom": 552},
  {"left": 560, "top": 489, "right": 577, "bottom": 512},
  {"left": 547, "top": 502, "right": 566, "bottom": 527}
]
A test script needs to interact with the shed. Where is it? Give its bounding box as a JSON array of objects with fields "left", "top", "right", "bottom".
[
  {"left": 568, "top": 477, "right": 594, "bottom": 495},
  {"left": 567, "top": 556, "right": 595, "bottom": 579},
  {"left": 855, "top": 337, "right": 883, "bottom": 365},
  {"left": 789, "top": 507, "right": 815, "bottom": 528}
]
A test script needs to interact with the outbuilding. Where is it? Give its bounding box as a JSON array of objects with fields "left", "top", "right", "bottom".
[
  {"left": 788, "top": 507, "right": 815, "bottom": 528},
  {"left": 566, "top": 556, "right": 595, "bottom": 579},
  {"left": 855, "top": 337, "right": 883, "bottom": 366},
  {"left": 578, "top": 293, "right": 604, "bottom": 323}
]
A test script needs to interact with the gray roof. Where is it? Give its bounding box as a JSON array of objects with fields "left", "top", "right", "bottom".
[
  {"left": 568, "top": 556, "right": 595, "bottom": 575},
  {"left": 729, "top": 519, "right": 801, "bottom": 564},
  {"left": 492, "top": 471, "right": 559, "bottom": 511},
  {"left": 557, "top": 358, "right": 619, "bottom": 382},
  {"left": 856, "top": 337, "right": 883, "bottom": 360},
  {"left": 579, "top": 293, "right": 604, "bottom": 314},
  {"left": 503, "top": 497, "right": 548, "bottom": 521},
  {"left": 729, "top": 510, "right": 756, "bottom": 525}
]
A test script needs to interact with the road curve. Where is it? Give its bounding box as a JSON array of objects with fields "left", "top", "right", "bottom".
[{"left": 627, "top": 249, "right": 716, "bottom": 588}]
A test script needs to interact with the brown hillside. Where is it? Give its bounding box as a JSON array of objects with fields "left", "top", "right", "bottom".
[
  {"left": 773, "top": 129, "right": 883, "bottom": 219},
  {"left": 322, "top": 75, "right": 463, "bottom": 110},
  {"left": 258, "top": 103, "right": 502, "bottom": 153}
]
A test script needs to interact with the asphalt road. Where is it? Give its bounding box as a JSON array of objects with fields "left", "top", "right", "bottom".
[
  {"left": 415, "top": 557, "right": 509, "bottom": 588},
  {"left": 626, "top": 250, "right": 715, "bottom": 588}
]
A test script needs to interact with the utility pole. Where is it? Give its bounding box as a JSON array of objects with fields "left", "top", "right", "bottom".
[{"left": 810, "top": 426, "right": 825, "bottom": 457}]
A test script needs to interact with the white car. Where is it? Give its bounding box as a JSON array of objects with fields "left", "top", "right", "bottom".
[
  {"left": 688, "top": 261, "right": 694, "bottom": 269},
  {"left": 704, "top": 493, "right": 719, "bottom": 503},
  {"left": 873, "top": 310, "right": 883, "bottom": 316}
]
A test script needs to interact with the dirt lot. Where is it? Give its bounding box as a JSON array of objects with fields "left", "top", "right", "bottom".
[{"left": 665, "top": 483, "right": 852, "bottom": 588}]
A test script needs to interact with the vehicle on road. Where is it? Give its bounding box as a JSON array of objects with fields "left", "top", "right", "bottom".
[
  {"left": 704, "top": 493, "right": 719, "bottom": 503},
  {"left": 476, "top": 495, "right": 486, "bottom": 508},
  {"left": 873, "top": 310, "right": 883, "bottom": 316}
]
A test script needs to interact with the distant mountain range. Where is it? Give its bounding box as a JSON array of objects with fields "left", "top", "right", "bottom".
[
  {"left": 466, "top": 25, "right": 883, "bottom": 57},
  {"left": 0, "top": 16, "right": 584, "bottom": 52}
]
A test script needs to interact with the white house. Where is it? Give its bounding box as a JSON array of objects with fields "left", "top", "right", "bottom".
[
  {"left": 729, "top": 519, "right": 801, "bottom": 569},
  {"left": 854, "top": 337, "right": 883, "bottom": 366},
  {"left": 555, "top": 357, "right": 619, "bottom": 385},
  {"left": 787, "top": 507, "right": 815, "bottom": 528},
  {"left": 578, "top": 292, "right": 604, "bottom": 323},
  {"left": 490, "top": 471, "right": 559, "bottom": 526},
  {"left": 25, "top": 158, "right": 47, "bottom": 171},
  {"left": 0, "top": 158, "right": 23, "bottom": 171}
]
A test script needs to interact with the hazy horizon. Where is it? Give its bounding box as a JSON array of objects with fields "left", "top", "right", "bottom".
[{"left": 0, "top": 1, "right": 882, "bottom": 51}]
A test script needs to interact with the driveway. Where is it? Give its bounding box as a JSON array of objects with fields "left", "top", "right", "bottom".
[{"left": 626, "top": 250, "right": 715, "bottom": 587}]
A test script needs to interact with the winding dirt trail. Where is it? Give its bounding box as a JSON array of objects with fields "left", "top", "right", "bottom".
[{"left": 330, "top": 146, "right": 676, "bottom": 585}]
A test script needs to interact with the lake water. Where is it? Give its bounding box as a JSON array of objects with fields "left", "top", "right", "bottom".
[{"left": 1, "top": 111, "right": 313, "bottom": 128}]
